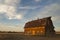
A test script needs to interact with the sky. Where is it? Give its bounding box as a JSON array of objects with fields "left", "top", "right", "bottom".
[{"left": 0, "top": 0, "right": 60, "bottom": 32}]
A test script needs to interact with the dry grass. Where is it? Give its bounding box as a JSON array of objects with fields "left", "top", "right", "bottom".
[{"left": 0, "top": 33, "right": 60, "bottom": 40}]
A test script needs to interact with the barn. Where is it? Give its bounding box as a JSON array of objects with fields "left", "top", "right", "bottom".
[{"left": 24, "top": 17, "right": 55, "bottom": 36}]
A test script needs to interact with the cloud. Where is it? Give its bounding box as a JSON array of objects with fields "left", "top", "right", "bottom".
[
  {"left": 4, "top": 0, "right": 20, "bottom": 6},
  {"left": 0, "top": 23, "right": 23, "bottom": 32},
  {"left": 0, "top": 0, "right": 23, "bottom": 20},
  {"left": 19, "top": 6, "right": 40, "bottom": 9},
  {"left": 8, "top": 14, "right": 23, "bottom": 20},
  {"left": 52, "top": 16, "right": 60, "bottom": 21},
  {"left": 34, "top": 0, "right": 41, "bottom": 2},
  {"left": 34, "top": 3, "right": 60, "bottom": 21},
  {"left": 40, "top": 3, "right": 60, "bottom": 14}
]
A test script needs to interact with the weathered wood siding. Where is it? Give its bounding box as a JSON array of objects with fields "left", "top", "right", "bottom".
[{"left": 24, "top": 27, "right": 45, "bottom": 35}]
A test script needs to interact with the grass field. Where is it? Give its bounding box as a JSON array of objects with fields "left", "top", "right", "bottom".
[{"left": 0, "top": 33, "right": 60, "bottom": 40}]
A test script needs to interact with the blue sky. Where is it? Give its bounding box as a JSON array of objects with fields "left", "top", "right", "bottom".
[{"left": 0, "top": 0, "right": 60, "bottom": 32}]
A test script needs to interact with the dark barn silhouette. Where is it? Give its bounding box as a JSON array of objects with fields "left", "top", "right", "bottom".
[{"left": 24, "top": 17, "right": 55, "bottom": 36}]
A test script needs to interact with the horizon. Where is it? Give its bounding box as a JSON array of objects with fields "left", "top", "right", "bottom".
[{"left": 0, "top": 0, "right": 60, "bottom": 32}]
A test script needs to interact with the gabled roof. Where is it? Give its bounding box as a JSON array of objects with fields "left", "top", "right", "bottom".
[{"left": 24, "top": 16, "right": 51, "bottom": 28}]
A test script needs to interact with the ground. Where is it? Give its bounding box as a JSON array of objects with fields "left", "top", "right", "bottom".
[{"left": 0, "top": 33, "right": 60, "bottom": 40}]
